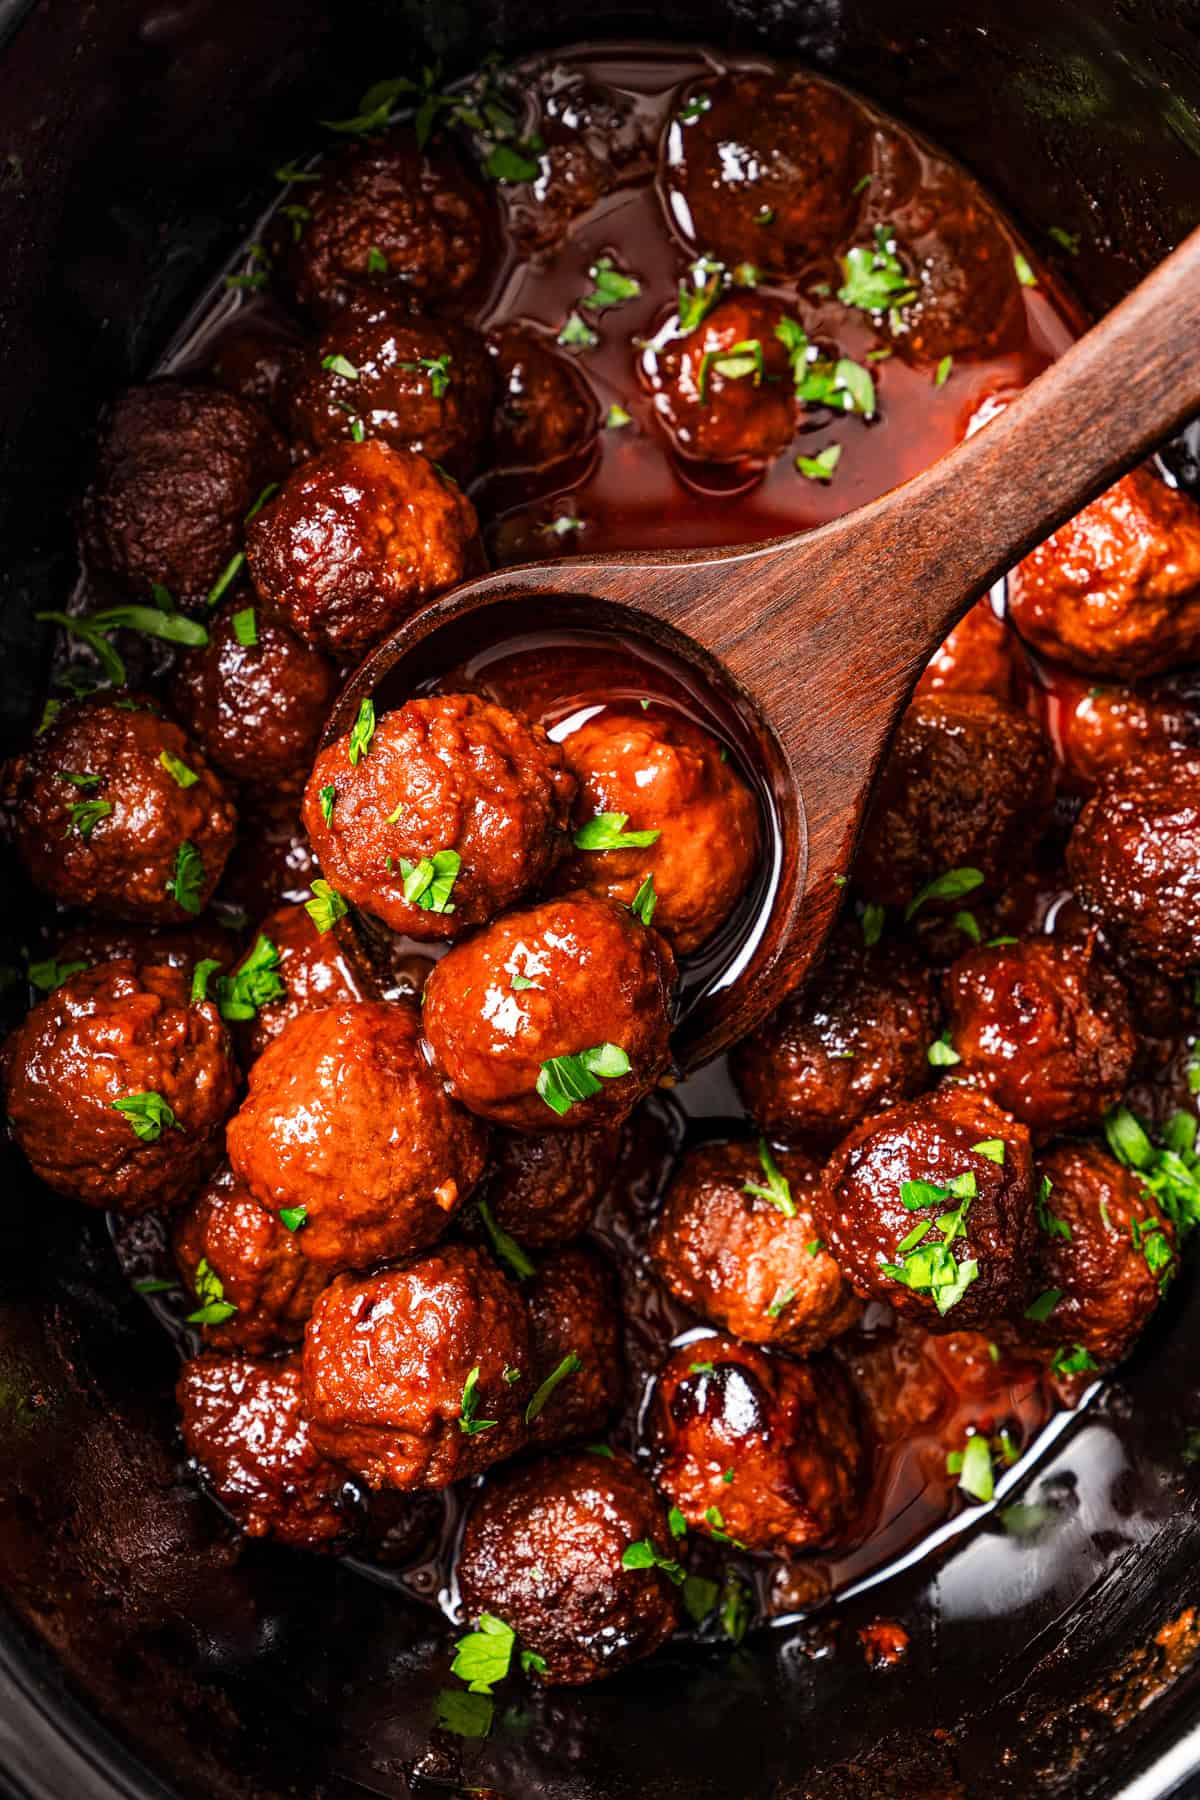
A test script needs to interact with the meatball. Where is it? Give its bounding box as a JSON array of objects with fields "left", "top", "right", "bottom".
[
  {"left": 915, "top": 600, "right": 1019, "bottom": 703},
  {"left": 1067, "top": 752, "right": 1200, "bottom": 976},
  {"left": 814, "top": 1086, "right": 1035, "bottom": 1329},
  {"left": 555, "top": 705, "right": 758, "bottom": 954},
  {"left": 476, "top": 1125, "right": 619, "bottom": 1247},
  {"left": 2, "top": 960, "right": 236, "bottom": 1211},
  {"left": 878, "top": 167, "right": 1025, "bottom": 365},
  {"left": 1023, "top": 1142, "right": 1176, "bottom": 1364},
  {"left": 285, "top": 310, "right": 493, "bottom": 478},
  {"left": 268, "top": 131, "right": 494, "bottom": 323},
  {"left": 301, "top": 693, "right": 575, "bottom": 941},
  {"left": 942, "top": 938, "right": 1137, "bottom": 1133},
  {"left": 649, "top": 1141, "right": 861, "bottom": 1354},
  {"left": 731, "top": 926, "right": 940, "bottom": 1142},
  {"left": 1008, "top": 467, "right": 1200, "bottom": 678},
  {"left": 79, "top": 381, "right": 288, "bottom": 611},
  {"left": 644, "top": 295, "right": 798, "bottom": 466},
  {"left": 653, "top": 1337, "right": 865, "bottom": 1553},
  {"left": 47, "top": 919, "right": 237, "bottom": 981},
  {"left": 854, "top": 693, "right": 1055, "bottom": 909},
  {"left": 177, "top": 1353, "right": 358, "bottom": 1551},
  {"left": 506, "top": 71, "right": 657, "bottom": 255},
  {"left": 229, "top": 901, "right": 366, "bottom": 1066},
  {"left": 203, "top": 312, "right": 305, "bottom": 421},
  {"left": 226, "top": 1001, "right": 488, "bottom": 1270},
  {"left": 661, "top": 71, "right": 868, "bottom": 271},
  {"left": 5, "top": 695, "right": 237, "bottom": 922},
  {"left": 168, "top": 599, "right": 337, "bottom": 785},
  {"left": 300, "top": 1244, "right": 531, "bottom": 1488},
  {"left": 490, "top": 326, "right": 599, "bottom": 470},
  {"left": 456, "top": 1449, "right": 680, "bottom": 1686},
  {"left": 524, "top": 1246, "right": 624, "bottom": 1451},
  {"left": 245, "top": 441, "right": 482, "bottom": 657},
  {"left": 422, "top": 892, "right": 676, "bottom": 1131},
  {"left": 1035, "top": 671, "right": 1200, "bottom": 797},
  {"left": 172, "top": 1164, "right": 329, "bottom": 1353}
]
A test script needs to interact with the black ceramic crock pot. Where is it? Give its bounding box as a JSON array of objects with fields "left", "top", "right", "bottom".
[{"left": 2, "top": 2, "right": 1200, "bottom": 1796}]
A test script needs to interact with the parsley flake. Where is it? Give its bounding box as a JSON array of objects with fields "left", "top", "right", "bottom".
[
  {"left": 305, "top": 878, "right": 349, "bottom": 934},
  {"left": 459, "top": 1365, "right": 497, "bottom": 1436},
  {"left": 631, "top": 872, "right": 658, "bottom": 926},
  {"left": 525, "top": 1352, "right": 582, "bottom": 1423},
  {"left": 319, "top": 784, "right": 336, "bottom": 825},
  {"left": 606, "top": 403, "right": 632, "bottom": 429},
  {"left": 397, "top": 352, "right": 453, "bottom": 397},
  {"left": 65, "top": 798, "right": 113, "bottom": 842},
  {"left": 558, "top": 311, "right": 599, "bottom": 350},
  {"left": 971, "top": 1139, "right": 1006, "bottom": 1164},
  {"left": 837, "top": 225, "right": 918, "bottom": 315},
  {"left": 743, "top": 1138, "right": 795, "bottom": 1217},
  {"left": 905, "top": 865, "right": 984, "bottom": 921},
  {"left": 451, "top": 1613, "right": 515, "bottom": 1693},
  {"left": 862, "top": 901, "right": 885, "bottom": 948},
  {"left": 573, "top": 811, "right": 661, "bottom": 851},
  {"left": 536, "top": 1042, "right": 631, "bottom": 1115},
  {"left": 166, "top": 842, "right": 205, "bottom": 915},
  {"left": 231, "top": 606, "right": 258, "bottom": 647},
  {"left": 190, "top": 959, "right": 220, "bottom": 1003},
  {"left": 1024, "top": 1287, "right": 1062, "bottom": 1323},
  {"left": 187, "top": 1255, "right": 237, "bottom": 1326},
  {"left": 928, "top": 1032, "right": 961, "bottom": 1067},
  {"left": 347, "top": 697, "right": 376, "bottom": 764},
  {"left": 476, "top": 1198, "right": 535, "bottom": 1280},
  {"left": 1014, "top": 251, "right": 1038, "bottom": 288},
  {"left": 111, "top": 1091, "right": 182, "bottom": 1143},
  {"left": 217, "top": 934, "right": 285, "bottom": 1021},
  {"left": 621, "top": 1539, "right": 685, "bottom": 1584},
  {"left": 279, "top": 1206, "right": 308, "bottom": 1232},
  {"left": 582, "top": 256, "right": 640, "bottom": 311},
  {"left": 795, "top": 444, "right": 843, "bottom": 483},
  {"left": 935, "top": 355, "right": 953, "bottom": 387},
  {"left": 766, "top": 1281, "right": 795, "bottom": 1319},
  {"left": 398, "top": 848, "right": 461, "bottom": 913},
  {"left": 321, "top": 353, "right": 360, "bottom": 380},
  {"left": 159, "top": 749, "right": 197, "bottom": 789},
  {"left": 28, "top": 957, "right": 88, "bottom": 992}
]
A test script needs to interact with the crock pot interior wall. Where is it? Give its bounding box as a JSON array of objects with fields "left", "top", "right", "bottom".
[{"left": 2, "top": 3, "right": 1200, "bottom": 1797}]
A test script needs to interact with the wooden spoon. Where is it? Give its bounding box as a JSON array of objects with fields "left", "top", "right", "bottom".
[{"left": 330, "top": 225, "right": 1200, "bottom": 1070}]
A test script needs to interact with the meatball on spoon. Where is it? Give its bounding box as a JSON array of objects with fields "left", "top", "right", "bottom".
[{"left": 332, "top": 226, "right": 1200, "bottom": 1067}]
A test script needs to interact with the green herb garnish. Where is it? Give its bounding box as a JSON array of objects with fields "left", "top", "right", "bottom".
[
  {"left": 742, "top": 1139, "right": 795, "bottom": 1217},
  {"left": 536, "top": 1043, "right": 631, "bottom": 1116},
  {"left": 111, "top": 1091, "right": 182, "bottom": 1143}
]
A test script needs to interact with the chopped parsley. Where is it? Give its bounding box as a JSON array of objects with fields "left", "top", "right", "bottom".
[
  {"left": 953, "top": 908, "right": 981, "bottom": 943},
  {"left": 573, "top": 811, "right": 661, "bottom": 851},
  {"left": 159, "top": 749, "right": 198, "bottom": 789},
  {"left": 683, "top": 1574, "right": 719, "bottom": 1624},
  {"left": 111, "top": 1091, "right": 182, "bottom": 1143},
  {"left": 347, "top": 696, "right": 376, "bottom": 765},
  {"left": 935, "top": 355, "right": 953, "bottom": 387},
  {"left": 279, "top": 1206, "right": 308, "bottom": 1233},
  {"left": 676, "top": 255, "right": 725, "bottom": 334},
  {"left": 667, "top": 1505, "right": 687, "bottom": 1538},
  {"left": 367, "top": 245, "right": 389, "bottom": 274},
  {"left": 1024, "top": 1287, "right": 1062, "bottom": 1323},
  {"left": 477, "top": 1199, "right": 535, "bottom": 1280},
  {"left": 677, "top": 92, "right": 712, "bottom": 123},
  {"left": 1014, "top": 251, "right": 1038, "bottom": 288},
  {"left": 536, "top": 1042, "right": 631, "bottom": 1116},
  {"left": 775, "top": 318, "right": 876, "bottom": 418},
  {"left": 190, "top": 958, "right": 220, "bottom": 1003},
  {"left": 881, "top": 1172, "right": 980, "bottom": 1315},
  {"left": 319, "top": 784, "right": 336, "bottom": 825},
  {"left": 305, "top": 878, "right": 348, "bottom": 934},
  {"left": 187, "top": 1256, "right": 237, "bottom": 1326},
  {"left": 509, "top": 972, "right": 538, "bottom": 991},
  {"left": 904, "top": 865, "right": 984, "bottom": 921},
  {"left": 57, "top": 770, "right": 100, "bottom": 788},
  {"left": 484, "top": 142, "right": 540, "bottom": 183},
  {"left": 1048, "top": 226, "right": 1081, "bottom": 256},
  {"left": 1051, "top": 1344, "right": 1098, "bottom": 1377},
  {"left": 525, "top": 1352, "right": 582, "bottom": 1423},
  {"left": 795, "top": 444, "right": 843, "bottom": 483},
  {"left": 206, "top": 551, "right": 245, "bottom": 609},
  {"left": 766, "top": 1282, "right": 795, "bottom": 1319},
  {"left": 434, "top": 1687, "right": 493, "bottom": 1739},
  {"left": 947, "top": 1432, "right": 994, "bottom": 1502},
  {"left": 1103, "top": 1104, "right": 1200, "bottom": 1240},
  {"left": 621, "top": 1540, "right": 685, "bottom": 1584},
  {"left": 837, "top": 225, "right": 918, "bottom": 317},
  {"left": 862, "top": 901, "right": 885, "bottom": 948},
  {"left": 631, "top": 872, "right": 658, "bottom": 926},
  {"left": 742, "top": 1138, "right": 795, "bottom": 1217},
  {"left": 231, "top": 606, "right": 258, "bottom": 647},
  {"left": 719, "top": 1568, "right": 752, "bottom": 1643},
  {"left": 558, "top": 311, "right": 599, "bottom": 350},
  {"left": 28, "top": 957, "right": 88, "bottom": 992},
  {"left": 65, "top": 798, "right": 113, "bottom": 842},
  {"left": 451, "top": 1613, "right": 517, "bottom": 1693},
  {"left": 582, "top": 256, "right": 640, "bottom": 311},
  {"left": 217, "top": 934, "right": 285, "bottom": 1021},
  {"left": 927, "top": 1032, "right": 961, "bottom": 1067},
  {"left": 458, "top": 1365, "right": 497, "bottom": 1436},
  {"left": 971, "top": 1139, "right": 1006, "bottom": 1164},
  {"left": 166, "top": 842, "right": 205, "bottom": 915},
  {"left": 244, "top": 482, "right": 279, "bottom": 524},
  {"left": 1036, "top": 1173, "right": 1071, "bottom": 1240},
  {"left": 398, "top": 848, "right": 461, "bottom": 913},
  {"left": 321, "top": 352, "right": 360, "bottom": 380},
  {"left": 702, "top": 1505, "right": 745, "bottom": 1548},
  {"left": 398, "top": 352, "right": 453, "bottom": 397},
  {"left": 698, "top": 337, "right": 764, "bottom": 405},
  {"left": 606, "top": 403, "right": 632, "bottom": 429}
]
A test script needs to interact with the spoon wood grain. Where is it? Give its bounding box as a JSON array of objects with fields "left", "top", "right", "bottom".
[{"left": 332, "top": 224, "right": 1200, "bottom": 1069}]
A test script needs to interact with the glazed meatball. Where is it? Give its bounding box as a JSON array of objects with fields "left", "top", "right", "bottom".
[
  {"left": 815, "top": 1086, "right": 1035, "bottom": 1329},
  {"left": 203, "top": 312, "right": 305, "bottom": 422},
  {"left": 168, "top": 599, "right": 337, "bottom": 785},
  {"left": 172, "top": 1164, "right": 329, "bottom": 1353},
  {"left": 422, "top": 892, "right": 676, "bottom": 1131},
  {"left": 245, "top": 441, "right": 481, "bottom": 657},
  {"left": 80, "top": 382, "right": 287, "bottom": 611},
  {"left": 524, "top": 1246, "right": 624, "bottom": 1450},
  {"left": 226, "top": 1001, "right": 488, "bottom": 1270},
  {"left": 302, "top": 694, "right": 575, "bottom": 941},
  {"left": 662, "top": 71, "right": 868, "bottom": 271},
  {"left": 943, "top": 938, "right": 1137, "bottom": 1133},
  {"left": 5, "top": 695, "right": 237, "bottom": 922},
  {"left": 915, "top": 599, "right": 1019, "bottom": 703},
  {"left": 854, "top": 693, "right": 1055, "bottom": 909},
  {"left": 1034, "top": 671, "right": 1200, "bottom": 796},
  {"left": 1067, "top": 752, "right": 1200, "bottom": 976},
  {"left": 476, "top": 1125, "right": 619, "bottom": 1247},
  {"left": 556, "top": 705, "right": 758, "bottom": 954},
  {"left": 1008, "top": 468, "right": 1200, "bottom": 678},
  {"left": 653, "top": 1337, "right": 865, "bottom": 1553},
  {"left": 457, "top": 1449, "right": 680, "bottom": 1686},
  {"left": 644, "top": 295, "right": 798, "bottom": 466},
  {"left": 878, "top": 167, "right": 1025, "bottom": 365},
  {"left": 228, "top": 901, "right": 366, "bottom": 1066},
  {"left": 731, "top": 926, "right": 940, "bottom": 1142},
  {"left": 649, "top": 1141, "right": 861, "bottom": 1354},
  {"left": 285, "top": 311, "right": 493, "bottom": 478},
  {"left": 1024, "top": 1142, "right": 1177, "bottom": 1363},
  {"left": 268, "top": 131, "right": 494, "bottom": 323},
  {"left": 178, "top": 1353, "right": 358, "bottom": 1551},
  {"left": 505, "top": 71, "right": 657, "bottom": 256},
  {"left": 301, "top": 1244, "right": 531, "bottom": 1488},
  {"left": 490, "top": 326, "right": 599, "bottom": 470},
  {"left": 2, "top": 960, "right": 236, "bottom": 1211}
]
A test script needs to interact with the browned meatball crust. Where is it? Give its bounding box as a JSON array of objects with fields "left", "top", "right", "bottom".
[
  {"left": 457, "top": 1449, "right": 681, "bottom": 1686},
  {"left": 915, "top": 600, "right": 1019, "bottom": 703},
  {"left": 556, "top": 705, "right": 758, "bottom": 954},
  {"left": 302, "top": 694, "right": 575, "bottom": 941},
  {"left": 1067, "top": 753, "right": 1200, "bottom": 977},
  {"left": 80, "top": 382, "right": 287, "bottom": 611},
  {"left": 854, "top": 693, "right": 1055, "bottom": 909},
  {"left": 286, "top": 310, "right": 493, "bottom": 478},
  {"left": 650, "top": 1142, "right": 861, "bottom": 1355},
  {"left": 226, "top": 1001, "right": 488, "bottom": 1270},
  {"left": 662, "top": 72, "right": 868, "bottom": 271},
  {"left": 168, "top": 599, "right": 337, "bottom": 785},
  {"left": 731, "top": 927, "right": 940, "bottom": 1142},
  {"left": 489, "top": 326, "right": 599, "bottom": 470},
  {"left": 477, "top": 1125, "right": 619, "bottom": 1247},
  {"left": 245, "top": 441, "right": 481, "bottom": 657},
  {"left": 643, "top": 295, "right": 799, "bottom": 467},
  {"left": 268, "top": 132, "right": 494, "bottom": 323},
  {"left": 943, "top": 938, "right": 1137, "bottom": 1134},
  {"left": 229, "top": 902, "right": 366, "bottom": 1066},
  {"left": 1023, "top": 1142, "right": 1177, "bottom": 1364},
  {"left": 524, "top": 1246, "right": 624, "bottom": 1451},
  {"left": 2, "top": 960, "right": 236, "bottom": 1211},
  {"left": 422, "top": 892, "right": 676, "bottom": 1131},
  {"left": 301, "top": 1245, "right": 531, "bottom": 1488},
  {"left": 1035, "top": 671, "right": 1200, "bottom": 798},
  {"left": 1008, "top": 468, "right": 1200, "bottom": 679},
  {"left": 5, "top": 696, "right": 236, "bottom": 922},
  {"left": 172, "top": 1164, "right": 329, "bottom": 1353},
  {"left": 653, "top": 1336, "right": 866, "bottom": 1554},
  {"left": 177, "top": 1353, "right": 358, "bottom": 1551},
  {"left": 815, "top": 1087, "right": 1035, "bottom": 1329},
  {"left": 878, "top": 167, "right": 1025, "bottom": 365}
]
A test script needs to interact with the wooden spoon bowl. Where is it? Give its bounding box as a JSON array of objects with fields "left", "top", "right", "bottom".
[{"left": 327, "top": 225, "right": 1200, "bottom": 1069}]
